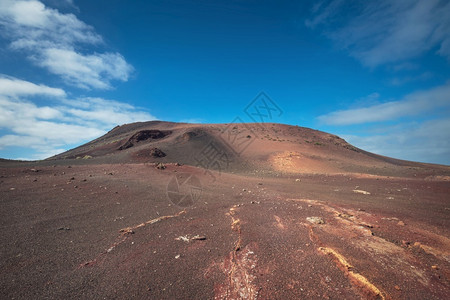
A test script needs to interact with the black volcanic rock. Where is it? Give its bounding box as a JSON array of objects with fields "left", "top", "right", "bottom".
[
  {"left": 118, "top": 130, "right": 171, "bottom": 150},
  {"left": 149, "top": 148, "right": 166, "bottom": 158}
]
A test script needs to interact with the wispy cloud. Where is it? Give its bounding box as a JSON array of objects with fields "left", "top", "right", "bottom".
[
  {"left": 317, "top": 82, "right": 450, "bottom": 164},
  {"left": 0, "top": 75, "right": 155, "bottom": 160},
  {"left": 37, "top": 48, "right": 131, "bottom": 90},
  {"left": 318, "top": 83, "right": 450, "bottom": 125},
  {"left": 306, "top": 0, "right": 450, "bottom": 67},
  {"left": 343, "top": 119, "right": 450, "bottom": 165},
  {"left": 309, "top": 1, "right": 450, "bottom": 165},
  {"left": 0, "top": 75, "right": 65, "bottom": 98},
  {"left": 389, "top": 72, "right": 433, "bottom": 86},
  {"left": 0, "top": 0, "right": 133, "bottom": 89}
]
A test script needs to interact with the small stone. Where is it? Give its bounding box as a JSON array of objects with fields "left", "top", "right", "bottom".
[
  {"left": 155, "top": 163, "right": 166, "bottom": 170},
  {"left": 401, "top": 240, "right": 411, "bottom": 247},
  {"left": 175, "top": 236, "right": 190, "bottom": 243},
  {"left": 431, "top": 265, "right": 439, "bottom": 270},
  {"left": 306, "top": 217, "right": 325, "bottom": 224},
  {"left": 394, "top": 285, "right": 401, "bottom": 291},
  {"left": 191, "top": 235, "right": 206, "bottom": 241},
  {"left": 175, "top": 254, "right": 180, "bottom": 259},
  {"left": 397, "top": 221, "right": 405, "bottom": 226},
  {"left": 353, "top": 189, "right": 371, "bottom": 195}
]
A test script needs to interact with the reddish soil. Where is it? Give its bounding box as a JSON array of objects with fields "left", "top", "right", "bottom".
[{"left": 1, "top": 121, "right": 449, "bottom": 299}]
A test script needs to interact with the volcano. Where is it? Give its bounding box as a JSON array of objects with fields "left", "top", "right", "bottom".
[{"left": 1, "top": 121, "right": 449, "bottom": 299}]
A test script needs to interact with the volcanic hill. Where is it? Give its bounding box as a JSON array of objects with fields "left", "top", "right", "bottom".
[{"left": 1, "top": 121, "right": 449, "bottom": 299}]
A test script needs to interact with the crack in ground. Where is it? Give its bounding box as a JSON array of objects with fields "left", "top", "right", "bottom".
[
  {"left": 291, "top": 198, "right": 387, "bottom": 299},
  {"left": 78, "top": 210, "right": 186, "bottom": 268},
  {"left": 215, "top": 205, "right": 258, "bottom": 300},
  {"left": 296, "top": 197, "right": 450, "bottom": 297},
  {"left": 305, "top": 222, "right": 386, "bottom": 299},
  {"left": 229, "top": 206, "right": 242, "bottom": 252},
  {"left": 318, "top": 246, "right": 386, "bottom": 300}
]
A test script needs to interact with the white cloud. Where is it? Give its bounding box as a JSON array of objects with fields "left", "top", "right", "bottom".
[
  {"left": 317, "top": 82, "right": 450, "bottom": 165},
  {"left": 62, "top": 97, "right": 154, "bottom": 126},
  {"left": 0, "top": 0, "right": 101, "bottom": 45},
  {"left": 0, "top": 96, "right": 105, "bottom": 147},
  {"left": 343, "top": 119, "right": 450, "bottom": 165},
  {"left": 0, "top": 0, "right": 133, "bottom": 89},
  {"left": 309, "top": 1, "right": 450, "bottom": 165},
  {"left": 0, "top": 76, "right": 156, "bottom": 160},
  {"left": 38, "top": 48, "right": 132, "bottom": 89},
  {"left": 0, "top": 75, "right": 65, "bottom": 98},
  {"left": 318, "top": 83, "right": 450, "bottom": 125},
  {"left": 307, "top": 0, "right": 450, "bottom": 67}
]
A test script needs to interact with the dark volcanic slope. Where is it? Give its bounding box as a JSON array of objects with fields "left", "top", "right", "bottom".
[{"left": 1, "top": 121, "right": 449, "bottom": 300}]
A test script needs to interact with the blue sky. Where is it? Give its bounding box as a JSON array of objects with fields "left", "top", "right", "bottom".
[{"left": 0, "top": 0, "right": 449, "bottom": 164}]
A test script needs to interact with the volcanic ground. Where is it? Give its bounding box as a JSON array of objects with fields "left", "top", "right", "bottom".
[{"left": 1, "top": 121, "right": 449, "bottom": 299}]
